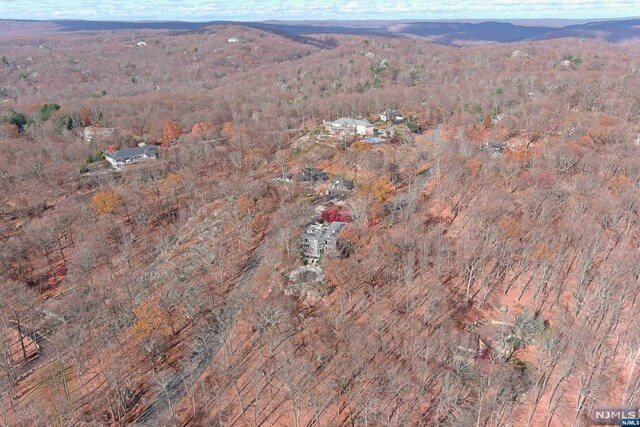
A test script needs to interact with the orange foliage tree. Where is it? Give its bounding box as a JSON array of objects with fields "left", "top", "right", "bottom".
[
  {"left": 608, "top": 175, "right": 630, "bottom": 191},
  {"left": 251, "top": 213, "right": 266, "bottom": 235},
  {"left": 483, "top": 112, "right": 492, "bottom": 129},
  {"left": 498, "top": 217, "right": 523, "bottom": 239},
  {"left": 351, "top": 141, "right": 373, "bottom": 151},
  {"left": 132, "top": 298, "right": 173, "bottom": 339},
  {"left": 80, "top": 108, "right": 93, "bottom": 127},
  {"left": 159, "top": 173, "right": 183, "bottom": 193},
  {"left": 466, "top": 158, "right": 482, "bottom": 175},
  {"left": 361, "top": 177, "right": 394, "bottom": 202},
  {"left": 464, "top": 125, "right": 487, "bottom": 144},
  {"left": 191, "top": 121, "right": 214, "bottom": 137},
  {"left": 237, "top": 195, "right": 255, "bottom": 218},
  {"left": 504, "top": 148, "right": 531, "bottom": 163},
  {"left": 0, "top": 124, "right": 19, "bottom": 139},
  {"left": 162, "top": 120, "right": 183, "bottom": 144},
  {"left": 222, "top": 121, "right": 234, "bottom": 139},
  {"left": 91, "top": 191, "right": 119, "bottom": 214}
]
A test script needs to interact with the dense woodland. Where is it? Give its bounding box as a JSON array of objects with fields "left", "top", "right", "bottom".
[{"left": 1, "top": 21, "right": 640, "bottom": 426}]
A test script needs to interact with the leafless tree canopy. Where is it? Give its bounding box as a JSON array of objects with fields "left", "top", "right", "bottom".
[{"left": 0, "top": 20, "right": 640, "bottom": 426}]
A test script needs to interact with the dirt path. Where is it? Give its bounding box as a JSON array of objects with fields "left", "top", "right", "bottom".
[
  {"left": 428, "top": 124, "right": 446, "bottom": 148},
  {"left": 133, "top": 242, "right": 266, "bottom": 425}
]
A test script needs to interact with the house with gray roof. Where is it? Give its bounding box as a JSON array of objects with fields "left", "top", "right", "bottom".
[
  {"left": 301, "top": 221, "right": 348, "bottom": 260},
  {"left": 104, "top": 145, "right": 158, "bottom": 169},
  {"left": 328, "top": 176, "right": 355, "bottom": 194},
  {"left": 323, "top": 117, "right": 374, "bottom": 136},
  {"left": 300, "top": 168, "right": 329, "bottom": 183}
]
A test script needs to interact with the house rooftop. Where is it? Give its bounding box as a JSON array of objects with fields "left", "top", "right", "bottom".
[
  {"left": 301, "top": 169, "right": 329, "bottom": 181},
  {"left": 325, "top": 221, "right": 347, "bottom": 235},
  {"left": 361, "top": 137, "right": 385, "bottom": 144},
  {"left": 330, "top": 175, "right": 355, "bottom": 188},
  {"left": 302, "top": 223, "right": 325, "bottom": 239},
  {"left": 301, "top": 221, "right": 347, "bottom": 240},
  {"left": 105, "top": 145, "right": 158, "bottom": 161},
  {"left": 332, "top": 117, "right": 372, "bottom": 127}
]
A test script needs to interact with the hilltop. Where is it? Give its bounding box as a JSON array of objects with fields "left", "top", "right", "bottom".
[{"left": 1, "top": 17, "right": 640, "bottom": 45}]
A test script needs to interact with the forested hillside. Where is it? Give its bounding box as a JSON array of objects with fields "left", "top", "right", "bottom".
[{"left": 1, "top": 23, "right": 640, "bottom": 426}]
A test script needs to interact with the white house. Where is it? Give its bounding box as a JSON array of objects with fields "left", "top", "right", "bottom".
[
  {"left": 323, "top": 117, "right": 374, "bottom": 136},
  {"left": 228, "top": 37, "right": 241, "bottom": 43},
  {"left": 104, "top": 145, "right": 158, "bottom": 170}
]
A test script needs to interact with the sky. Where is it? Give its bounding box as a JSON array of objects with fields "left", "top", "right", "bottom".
[{"left": 0, "top": 0, "right": 638, "bottom": 21}]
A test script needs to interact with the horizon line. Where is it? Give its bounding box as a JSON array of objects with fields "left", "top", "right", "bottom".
[{"left": 2, "top": 16, "right": 639, "bottom": 23}]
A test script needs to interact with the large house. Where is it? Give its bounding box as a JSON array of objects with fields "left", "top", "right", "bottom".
[
  {"left": 323, "top": 118, "right": 374, "bottom": 136},
  {"left": 301, "top": 221, "right": 347, "bottom": 260},
  {"left": 105, "top": 145, "right": 158, "bottom": 169}
]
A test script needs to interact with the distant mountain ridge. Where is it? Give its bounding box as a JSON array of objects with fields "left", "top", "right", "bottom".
[
  {"left": 1, "top": 18, "right": 638, "bottom": 45},
  {"left": 393, "top": 19, "right": 640, "bottom": 44}
]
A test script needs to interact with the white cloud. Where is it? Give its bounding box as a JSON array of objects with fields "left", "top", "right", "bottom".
[{"left": 1, "top": 0, "right": 638, "bottom": 21}]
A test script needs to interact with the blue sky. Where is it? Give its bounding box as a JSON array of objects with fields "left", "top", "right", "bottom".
[{"left": 1, "top": 0, "right": 638, "bottom": 21}]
